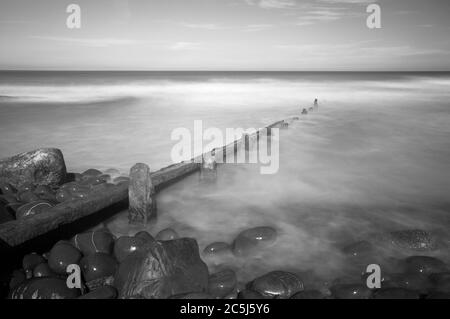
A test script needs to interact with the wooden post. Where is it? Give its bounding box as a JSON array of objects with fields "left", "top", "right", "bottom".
[
  {"left": 128, "top": 163, "right": 156, "bottom": 225},
  {"left": 200, "top": 149, "right": 217, "bottom": 181}
]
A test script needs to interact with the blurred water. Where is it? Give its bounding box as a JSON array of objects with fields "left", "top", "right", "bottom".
[{"left": 2, "top": 72, "right": 450, "bottom": 284}]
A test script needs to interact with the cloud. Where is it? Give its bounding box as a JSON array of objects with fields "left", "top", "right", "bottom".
[
  {"left": 243, "top": 24, "right": 274, "bottom": 32},
  {"left": 30, "top": 36, "right": 141, "bottom": 47},
  {"left": 245, "top": 0, "right": 296, "bottom": 9},
  {"left": 169, "top": 42, "right": 202, "bottom": 50}
]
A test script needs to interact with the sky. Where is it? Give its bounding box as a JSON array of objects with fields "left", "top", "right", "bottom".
[{"left": 0, "top": 0, "right": 449, "bottom": 71}]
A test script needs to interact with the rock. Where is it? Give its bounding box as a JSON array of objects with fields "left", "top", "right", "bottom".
[
  {"left": 232, "top": 226, "right": 277, "bottom": 256},
  {"left": 113, "top": 176, "right": 130, "bottom": 184},
  {"left": 113, "top": 236, "right": 147, "bottom": 263},
  {"left": 9, "top": 277, "right": 80, "bottom": 299},
  {"left": 80, "top": 253, "right": 118, "bottom": 282},
  {"left": 114, "top": 238, "right": 209, "bottom": 299},
  {"left": 0, "top": 182, "right": 17, "bottom": 195},
  {"left": 342, "top": 240, "right": 373, "bottom": 257},
  {"left": 105, "top": 168, "right": 121, "bottom": 176},
  {"left": 72, "top": 230, "right": 116, "bottom": 256},
  {"left": 248, "top": 271, "right": 304, "bottom": 299},
  {"left": 429, "top": 272, "right": 450, "bottom": 293},
  {"left": 48, "top": 241, "right": 82, "bottom": 274},
  {"left": 156, "top": 228, "right": 179, "bottom": 241},
  {"left": 78, "top": 286, "right": 118, "bottom": 299},
  {"left": 402, "top": 256, "right": 447, "bottom": 275},
  {"left": 134, "top": 231, "right": 155, "bottom": 243},
  {"left": 79, "top": 175, "right": 108, "bottom": 187},
  {"left": 238, "top": 289, "right": 267, "bottom": 299},
  {"left": 387, "top": 229, "right": 437, "bottom": 251},
  {"left": 23, "top": 253, "right": 45, "bottom": 272},
  {"left": 17, "top": 191, "right": 40, "bottom": 203},
  {"left": 203, "top": 242, "right": 231, "bottom": 257},
  {"left": 208, "top": 269, "right": 237, "bottom": 298},
  {"left": 55, "top": 189, "right": 72, "bottom": 203},
  {"left": 34, "top": 185, "right": 56, "bottom": 201},
  {"left": 0, "top": 148, "right": 67, "bottom": 188},
  {"left": 18, "top": 183, "right": 35, "bottom": 193},
  {"left": 388, "top": 273, "right": 431, "bottom": 292},
  {"left": 128, "top": 163, "right": 157, "bottom": 225},
  {"left": 0, "top": 203, "right": 14, "bottom": 224},
  {"left": 81, "top": 169, "right": 103, "bottom": 177},
  {"left": 426, "top": 291, "right": 450, "bottom": 299},
  {"left": 33, "top": 263, "right": 55, "bottom": 278},
  {"left": 372, "top": 287, "right": 420, "bottom": 299},
  {"left": 169, "top": 292, "right": 214, "bottom": 299},
  {"left": 330, "top": 284, "right": 372, "bottom": 299},
  {"left": 16, "top": 200, "right": 54, "bottom": 219},
  {"left": 290, "top": 290, "right": 324, "bottom": 299}
]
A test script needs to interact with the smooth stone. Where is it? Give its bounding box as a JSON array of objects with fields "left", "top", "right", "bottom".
[
  {"left": 16, "top": 200, "right": 54, "bottom": 219},
  {"left": 155, "top": 228, "right": 179, "bottom": 241},
  {"left": 128, "top": 163, "right": 157, "bottom": 224},
  {"left": 33, "top": 263, "right": 55, "bottom": 278},
  {"left": 17, "top": 191, "right": 40, "bottom": 203},
  {"left": 22, "top": 253, "right": 45, "bottom": 271},
  {"left": 203, "top": 242, "right": 231, "bottom": 256},
  {"left": 9, "top": 270, "right": 26, "bottom": 289},
  {"left": 113, "top": 236, "right": 147, "bottom": 263},
  {"left": 99, "top": 174, "right": 112, "bottom": 182},
  {"left": 342, "top": 240, "right": 373, "bottom": 257},
  {"left": 81, "top": 169, "right": 103, "bottom": 177},
  {"left": 248, "top": 271, "right": 304, "bottom": 299},
  {"left": 429, "top": 272, "right": 450, "bottom": 293},
  {"left": 113, "top": 176, "right": 130, "bottom": 184},
  {"left": 372, "top": 287, "right": 420, "bottom": 299},
  {"left": 78, "top": 286, "right": 118, "bottom": 299},
  {"left": 388, "top": 229, "right": 437, "bottom": 251},
  {"left": 80, "top": 253, "right": 118, "bottom": 282},
  {"left": 290, "top": 290, "right": 324, "bottom": 299},
  {"left": 238, "top": 289, "right": 267, "bottom": 299},
  {"left": 79, "top": 175, "right": 108, "bottom": 187},
  {"left": 104, "top": 168, "right": 121, "bottom": 176},
  {"left": 232, "top": 226, "right": 277, "bottom": 257},
  {"left": 169, "top": 292, "right": 214, "bottom": 299},
  {"left": 115, "top": 238, "right": 208, "bottom": 299},
  {"left": 134, "top": 230, "right": 155, "bottom": 243},
  {"left": 208, "top": 269, "right": 237, "bottom": 298},
  {"left": 0, "top": 148, "right": 67, "bottom": 188},
  {"left": 55, "top": 189, "right": 72, "bottom": 203},
  {"left": 330, "top": 284, "right": 372, "bottom": 299},
  {"left": 48, "top": 241, "right": 82, "bottom": 274},
  {"left": 72, "top": 230, "right": 115, "bottom": 256},
  {"left": 9, "top": 277, "right": 80, "bottom": 299},
  {"left": 402, "top": 256, "right": 447, "bottom": 275},
  {"left": 0, "top": 182, "right": 17, "bottom": 195}
]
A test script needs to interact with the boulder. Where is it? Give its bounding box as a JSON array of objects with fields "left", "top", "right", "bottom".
[
  {"left": 134, "top": 231, "right": 155, "bottom": 243},
  {"left": 232, "top": 226, "right": 277, "bottom": 257},
  {"left": 80, "top": 253, "right": 118, "bottom": 282},
  {"left": 402, "top": 256, "right": 447, "bottom": 275},
  {"left": 128, "top": 163, "right": 156, "bottom": 225},
  {"left": 248, "top": 271, "right": 303, "bottom": 299},
  {"left": 33, "top": 263, "right": 55, "bottom": 278},
  {"left": 72, "top": 230, "right": 115, "bottom": 256},
  {"left": 113, "top": 236, "right": 147, "bottom": 263},
  {"left": 9, "top": 277, "right": 79, "bottom": 299},
  {"left": 22, "top": 253, "right": 45, "bottom": 272},
  {"left": 208, "top": 269, "right": 237, "bottom": 298},
  {"left": 237, "top": 289, "right": 266, "bottom": 299},
  {"left": 155, "top": 228, "right": 179, "bottom": 241},
  {"left": 0, "top": 148, "right": 67, "bottom": 188},
  {"left": 81, "top": 169, "right": 103, "bottom": 177},
  {"left": 48, "top": 241, "right": 82, "bottom": 274},
  {"left": 15, "top": 200, "right": 54, "bottom": 219},
  {"left": 203, "top": 242, "right": 231, "bottom": 257},
  {"left": 114, "top": 238, "right": 208, "bottom": 299}
]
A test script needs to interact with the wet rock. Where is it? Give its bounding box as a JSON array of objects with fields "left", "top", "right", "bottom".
[
  {"left": 113, "top": 176, "right": 130, "bottom": 185},
  {"left": 402, "top": 256, "right": 447, "bottom": 275},
  {"left": 203, "top": 242, "right": 231, "bottom": 257},
  {"left": 387, "top": 229, "right": 437, "bottom": 251},
  {"left": 134, "top": 231, "right": 155, "bottom": 243},
  {"left": 17, "top": 191, "right": 40, "bottom": 203},
  {"left": 238, "top": 289, "right": 267, "bottom": 299},
  {"left": 16, "top": 200, "right": 54, "bottom": 219},
  {"left": 208, "top": 269, "right": 237, "bottom": 298},
  {"left": 169, "top": 292, "right": 214, "bottom": 299},
  {"left": 80, "top": 253, "right": 118, "bottom": 282},
  {"left": 128, "top": 163, "right": 157, "bottom": 224},
  {"left": 372, "top": 287, "right": 420, "bottom": 299},
  {"left": 48, "top": 241, "right": 82, "bottom": 274},
  {"left": 330, "top": 284, "right": 372, "bottom": 299},
  {"left": 290, "top": 290, "right": 324, "bottom": 299},
  {"left": 33, "top": 263, "right": 55, "bottom": 278},
  {"left": 156, "top": 228, "right": 179, "bottom": 241},
  {"left": 114, "top": 238, "right": 208, "bottom": 299},
  {"left": 0, "top": 182, "right": 17, "bottom": 195},
  {"left": 342, "top": 240, "right": 373, "bottom": 257},
  {"left": 388, "top": 273, "right": 431, "bottom": 292},
  {"left": 18, "top": 183, "right": 35, "bottom": 193},
  {"left": 105, "top": 168, "right": 121, "bottom": 176},
  {"left": 23, "top": 253, "right": 45, "bottom": 272},
  {"left": 79, "top": 175, "right": 108, "bottom": 187},
  {"left": 78, "top": 286, "right": 118, "bottom": 299},
  {"left": 429, "top": 272, "right": 450, "bottom": 293},
  {"left": 9, "top": 277, "right": 80, "bottom": 299},
  {"left": 34, "top": 185, "right": 56, "bottom": 201},
  {"left": 113, "top": 236, "right": 147, "bottom": 263},
  {"left": 82, "top": 169, "right": 103, "bottom": 177},
  {"left": 232, "top": 226, "right": 277, "bottom": 257},
  {"left": 0, "top": 148, "right": 67, "bottom": 188},
  {"left": 55, "top": 189, "right": 72, "bottom": 203},
  {"left": 72, "top": 230, "right": 115, "bottom": 256},
  {"left": 248, "top": 271, "right": 303, "bottom": 299}
]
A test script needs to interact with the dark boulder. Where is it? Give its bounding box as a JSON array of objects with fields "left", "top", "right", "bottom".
[
  {"left": 72, "top": 230, "right": 115, "bottom": 256},
  {"left": 9, "top": 277, "right": 80, "bottom": 299},
  {"left": 208, "top": 269, "right": 237, "bottom": 298},
  {"left": 232, "top": 226, "right": 277, "bottom": 257},
  {"left": 402, "top": 256, "right": 447, "bottom": 275},
  {"left": 48, "top": 241, "right": 82, "bottom": 274},
  {"left": 113, "top": 236, "right": 147, "bottom": 263},
  {"left": 33, "top": 263, "right": 55, "bottom": 278},
  {"left": 248, "top": 271, "right": 303, "bottom": 299},
  {"left": 114, "top": 238, "right": 208, "bottom": 299},
  {"left": 0, "top": 148, "right": 67, "bottom": 188},
  {"left": 134, "top": 230, "right": 155, "bottom": 243},
  {"left": 156, "top": 228, "right": 179, "bottom": 241},
  {"left": 80, "top": 253, "right": 118, "bottom": 282},
  {"left": 22, "top": 253, "right": 46, "bottom": 272}
]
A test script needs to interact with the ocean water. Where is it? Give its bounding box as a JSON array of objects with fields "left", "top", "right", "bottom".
[{"left": 2, "top": 72, "right": 450, "bottom": 286}]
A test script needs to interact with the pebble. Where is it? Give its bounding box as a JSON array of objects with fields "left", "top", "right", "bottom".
[
  {"left": 0, "top": 183, "right": 17, "bottom": 194},
  {"left": 203, "top": 242, "right": 231, "bottom": 257},
  {"left": 208, "top": 269, "right": 237, "bottom": 298},
  {"left": 22, "top": 253, "right": 45, "bottom": 272},
  {"left": 232, "top": 226, "right": 277, "bottom": 257},
  {"left": 48, "top": 241, "right": 82, "bottom": 274},
  {"left": 248, "top": 271, "right": 303, "bottom": 299},
  {"left": 9, "top": 277, "right": 80, "bottom": 299},
  {"left": 155, "top": 228, "right": 179, "bottom": 241},
  {"left": 113, "top": 236, "right": 147, "bottom": 262},
  {"left": 80, "top": 252, "right": 118, "bottom": 282}
]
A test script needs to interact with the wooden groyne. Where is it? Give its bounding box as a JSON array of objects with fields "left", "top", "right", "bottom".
[{"left": 0, "top": 116, "right": 299, "bottom": 248}]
